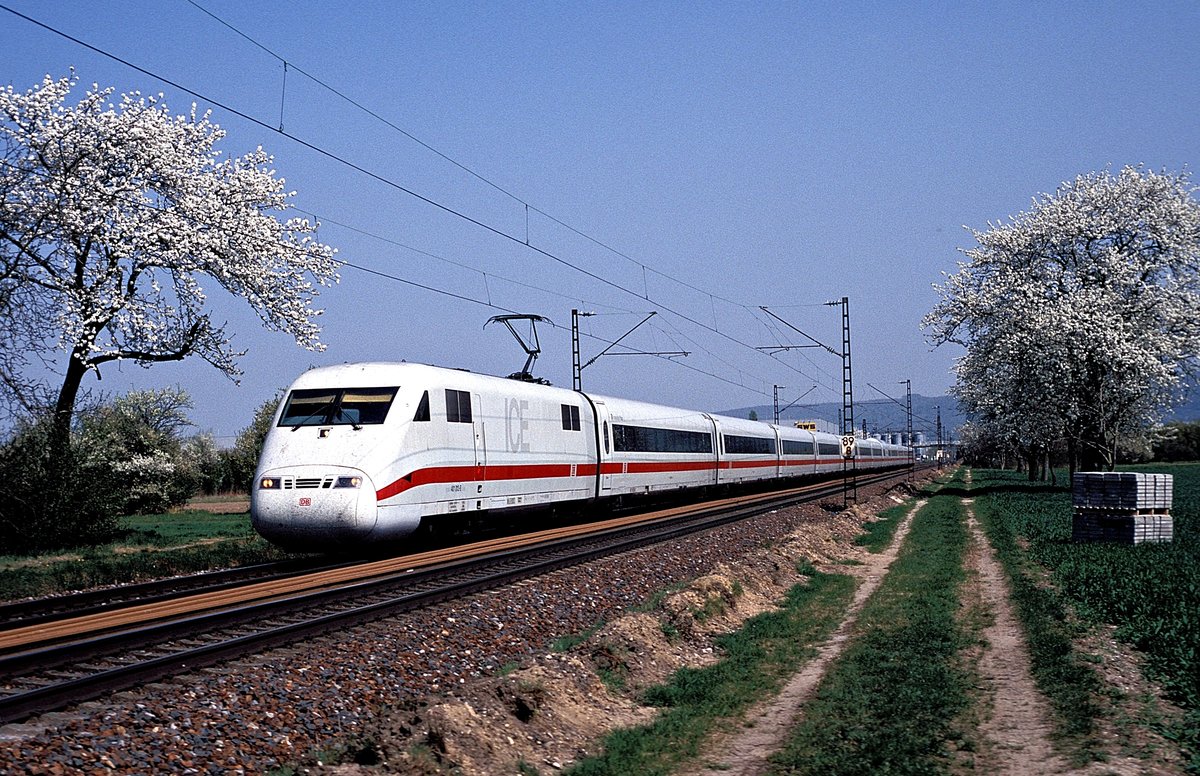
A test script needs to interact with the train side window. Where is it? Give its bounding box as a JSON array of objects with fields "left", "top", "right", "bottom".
[
  {"left": 413, "top": 391, "right": 430, "bottom": 422},
  {"left": 723, "top": 434, "right": 775, "bottom": 454},
  {"left": 445, "top": 389, "right": 472, "bottom": 423},
  {"left": 782, "top": 439, "right": 814, "bottom": 455},
  {"left": 561, "top": 404, "right": 581, "bottom": 431},
  {"left": 603, "top": 421, "right": 609, "bottom": 454},
  {"left": 612, "top": 424, "right": 713, "bottom": 453}
]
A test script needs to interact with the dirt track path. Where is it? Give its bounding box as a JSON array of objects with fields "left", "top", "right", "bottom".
[
  {"left": 681, "top": 498, "right": 925, "bottom": 776},
  {"left": 965, "top": 500, "right": 1073, "bottom": 774},
  {"left": 684, "top": 484, "right": 1082, "bottom": 776}
]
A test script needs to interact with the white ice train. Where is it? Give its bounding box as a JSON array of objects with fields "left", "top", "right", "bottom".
[{"left": 251, "top": 362, "right": 910, "bottom": 550}]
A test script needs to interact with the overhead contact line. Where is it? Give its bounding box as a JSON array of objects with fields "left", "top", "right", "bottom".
[{"left": 0, "top": 3, "right": 830, "bottom": 396}]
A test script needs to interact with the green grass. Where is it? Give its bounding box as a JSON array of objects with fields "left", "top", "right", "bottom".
[
  {"left": 120, "top": 509, "right": 256, "bottom": 544},
  {"left": 768, "top": 495, "right": 972, "bottom": 775},
  {"left": 0, "top": 509, "right": 307, "bottom": 601},
  {"left": 564, "top": 562, "right": 856, "bottom": 776},
  {"left": 550, "top": 620, "right": 608, "bottom": 653},
  {"left": 854, "top": 502, "right": 910, "bottom": 553},
  {"left": 970, "top": 465, "right": 1200, "bottom": 770}
]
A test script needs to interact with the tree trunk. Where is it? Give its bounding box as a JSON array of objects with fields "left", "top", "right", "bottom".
[
  {"left": 1077, "top": 412, "right": 1113, "bottom": 471},
  {"left": 1079, "top": 443, "right": 1107, "bottom": 472},
  {"left": 51, "top": 349, "right": 88, "bottom": 455}
]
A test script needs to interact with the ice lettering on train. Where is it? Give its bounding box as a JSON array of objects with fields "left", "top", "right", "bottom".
[{"left": 506, "top": 398, "right": 530, "bottom": 452}]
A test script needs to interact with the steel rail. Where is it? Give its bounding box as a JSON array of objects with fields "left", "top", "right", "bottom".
[
  {"left": 0, "top": 556, "right": 366, "bottom": 630},
  {"left": 0, "top": 468, "right": 911, "bottom": 724},
  {"left": 1, "top": 472, "right": 888, "bottom": 654}
]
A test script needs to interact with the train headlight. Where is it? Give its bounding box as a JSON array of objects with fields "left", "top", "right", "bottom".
[
  {"left": 259, "top": 476, "right": 282, "bottom": 490},
  {"left": 334, "top": 476, "right": 362, "bottom": 489}
]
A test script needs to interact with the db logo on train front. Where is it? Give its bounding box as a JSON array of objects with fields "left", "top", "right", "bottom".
[{"left": 298, "top": 497, "right": 312, "bottom": 507}]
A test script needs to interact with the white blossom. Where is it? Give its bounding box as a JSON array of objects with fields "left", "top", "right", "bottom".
[
  {"left": 923, "top": 166, "right": 1200, "bottom": 469},
  {"left": 0, "top": 73, "right": 339, "bottom": 425}
]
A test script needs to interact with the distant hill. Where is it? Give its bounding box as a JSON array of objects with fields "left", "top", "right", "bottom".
[{"left": 720, "top": 394, "right": 964, "bottom": 440}]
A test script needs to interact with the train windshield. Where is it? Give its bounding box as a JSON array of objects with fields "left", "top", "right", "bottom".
[{"left": 278, "top": 387, "right": 399, "bottom": 427}]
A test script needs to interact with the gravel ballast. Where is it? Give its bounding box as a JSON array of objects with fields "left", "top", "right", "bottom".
[{"left": 0, "top": 482, "right": 905, "bottom": 774}]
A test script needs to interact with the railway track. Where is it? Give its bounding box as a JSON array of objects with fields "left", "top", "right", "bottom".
[
  {"left": 0, "top": 469, "right": 910, "bottom": 725},
  {"left": 0, "top": 556, "right": 364, "bottom": 631}
]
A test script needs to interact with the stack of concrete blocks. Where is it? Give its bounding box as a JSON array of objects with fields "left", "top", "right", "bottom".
[{"left": 1071, "top": 472, "right": 1173, "bottom": 544}]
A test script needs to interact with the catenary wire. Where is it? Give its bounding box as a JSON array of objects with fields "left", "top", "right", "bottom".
[
  {"left": 292, "top": 209, "right": 647, "bottom": 317},
  {"left": 182, "top": 0, "right": 766, "bottom": 318},
  {"left": 1, "top": 5, "right": 860, "bottom": 402},
  {"left": 176, "top": 1, "right": 841, "bottom": 387},
  {"left": 0, "top": 3, "right": 827, "bottom": 390},
  {"left": 0, "top": 159, "right": 772, "bottom": 399}
]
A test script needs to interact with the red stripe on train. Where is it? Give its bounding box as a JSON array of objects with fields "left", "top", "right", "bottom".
[
  {"left": 377, "top": 459, "right": 717, "bottom": 500},
  {"left": 376, "top": 456, "right": 905, "bottom": 501}
]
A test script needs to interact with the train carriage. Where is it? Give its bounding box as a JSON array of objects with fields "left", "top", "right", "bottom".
[
  {"left": 714, "top": 416, "right": 780, "bottom": 485},
  {"left": 813, "top": 431, "right": 846, "bottom": 475},
  {"left": 595, "top": 396, "right": 718, "bottom": 496},
  {"left": 253, "top": 363, "right": 602, "bottom": 547},
  {"left": 251, "top": 361, "right": 913, "bottom": 550},
  {"left": 776, "top": 425, "right": 820, "bottom": 478}
]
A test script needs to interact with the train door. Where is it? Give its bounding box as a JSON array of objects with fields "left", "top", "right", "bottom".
[
  {"left": 772, "top": 426, "right": 783, "bottom": 479},
  {"left": 706, "top": 414, "right": 722, "bottom": 485},
  {"left": 472, "top": 393, "right": 486, "bottom": 485},
  {"left": 591, "top": 400, "right": 613, "bottom": 493}
]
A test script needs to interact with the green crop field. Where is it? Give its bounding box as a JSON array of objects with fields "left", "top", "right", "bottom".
[
  {"left": 971, "top": 464, "right": 1200, "bottom": 769},
  {"left": 0, "top": 509, "right": 303, "bottom": 601}
]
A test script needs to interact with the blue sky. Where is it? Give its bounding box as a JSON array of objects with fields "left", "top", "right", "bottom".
[{"left": 2, "top": 1, "right": 1197, "bottom": 442}]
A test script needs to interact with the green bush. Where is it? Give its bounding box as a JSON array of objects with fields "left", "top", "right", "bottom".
[
  {"left": 0, "top": 388, "right": 282, "bottom": 554},
  {"left": 0, "top": 417, "right": 124, "bottom": 554},
  {"left": 182, "top": 433, "right": 236, "bottom": 496},
  {"left": 225, "top": 395, "right": 282, "bottom": 492},
  {"left": 75, "top": 389, "right": 198, "bottom": 514},
  {"left": 1153, "top": 422, "right": 1200, "bottom": 463}
]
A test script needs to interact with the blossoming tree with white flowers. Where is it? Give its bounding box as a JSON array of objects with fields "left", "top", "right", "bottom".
[
  {"left": 0, "top": 73, "right": 338, "bottom": 443},
  {"left": 924, "top": 166, "right": 1200, "bottom": 473}
]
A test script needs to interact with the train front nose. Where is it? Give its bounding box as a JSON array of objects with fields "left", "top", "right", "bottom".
[{"left": 251, "top": 467, "right": 378, "bottom": 550}]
